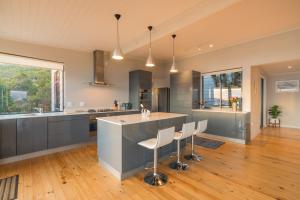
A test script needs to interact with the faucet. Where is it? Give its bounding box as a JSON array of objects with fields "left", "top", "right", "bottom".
[{"left": 34, "top": 107, "right": 43, "bottom": 113}]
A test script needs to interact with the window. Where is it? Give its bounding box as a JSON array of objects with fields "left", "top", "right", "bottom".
[
  {"left": 202, "top": 74, "right": 221, "bottom": 107},
  {"left": 202, "top": 69, "right": 242, "bottom": 109},
  {"left": 0, "top": 53, "right": 63, "bottom": 114}
]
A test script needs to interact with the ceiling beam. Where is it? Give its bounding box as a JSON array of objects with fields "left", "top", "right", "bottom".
[{"left": 122, "top": 0, "right": 242, "bottom": 54}]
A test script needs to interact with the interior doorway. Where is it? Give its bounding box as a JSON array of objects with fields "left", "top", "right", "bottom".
[{"left": 260, "top": 77, "right": 266, "bottom": 128}]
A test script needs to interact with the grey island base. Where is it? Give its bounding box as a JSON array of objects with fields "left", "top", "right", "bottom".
[{"left": 97, "top": 112, "right": 187, "bottom": 180}]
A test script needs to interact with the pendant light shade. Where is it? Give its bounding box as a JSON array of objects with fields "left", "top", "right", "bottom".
[
  {"left": 170, "top": 34, "right": 178, "bottom": 73},
  {"left": 145, "top": 26, "right": 155, "bottom": 67},
  {"left": 112, "top": 14, "right": 124, "bottom": 60}
]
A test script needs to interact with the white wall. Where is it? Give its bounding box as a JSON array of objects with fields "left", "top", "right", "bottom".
[
  {"left": 175, "top": 28, "right": 300, "bottom": 138},
  {"left": 267, "top": 72, "right": 300, "bottom": 128},
  {"left": 250, "top": 66, "right": 267, "bottom": 139},
  {"left": 0, "top": 39, "right": 169, "bottom": 110}
]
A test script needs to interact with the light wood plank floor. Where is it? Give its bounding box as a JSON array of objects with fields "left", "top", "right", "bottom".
[{"left": 1, "top": 127, "right": 300, "bottom": 200}]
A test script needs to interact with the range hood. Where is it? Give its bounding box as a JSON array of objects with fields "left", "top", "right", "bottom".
[{"left": 89, "top": 50, "right": 111, "bottom": 86}]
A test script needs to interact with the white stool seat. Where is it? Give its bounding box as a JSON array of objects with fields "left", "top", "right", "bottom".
[{"left": 138, "top": 138, "right": 157, "bottom": 149}]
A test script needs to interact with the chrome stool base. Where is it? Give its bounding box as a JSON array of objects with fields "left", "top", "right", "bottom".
[
  {"left": 169, "top": 161, "right": 189, "bottom": 170},
  {"left": 184, "top": 153, "right": 203, "bottom": 161},
  {"left": 144, "top": 172, "right": 168, "bottom": 186}
]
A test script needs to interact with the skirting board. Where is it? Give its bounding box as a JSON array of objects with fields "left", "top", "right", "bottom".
[
  {"left": 98, "top": 158, "right": 146, "bottom": 181},
  {"left": 0, "top": 141, "right": 96, "bottom": 165},
  {"left": 280, "top": 125, "right": 300, "bottom": 129},
  {"left": 98, "top": 158, "right": 122, "bottom": 180},
  {"left": 197, "top": 132, "right": 246, "bottom": 144}
]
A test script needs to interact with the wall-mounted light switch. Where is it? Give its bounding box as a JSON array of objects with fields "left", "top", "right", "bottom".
[
  {"left": 79, "top": 101, "right": 85, "bottom": 107},
  {"left": 66, "top": 101, "right": 73, "bottom": 107}
]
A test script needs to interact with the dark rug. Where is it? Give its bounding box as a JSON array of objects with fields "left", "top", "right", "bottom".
[
  {"left": 189, "top": 137, "right": 225, "bottom": 149},
  {"left": 0, "top": 175, "right": 19, "bottom": 200}
]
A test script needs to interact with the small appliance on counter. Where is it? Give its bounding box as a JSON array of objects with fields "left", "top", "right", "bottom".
[{"left": 121, "top": 103, "right": 132, "bottom": 110}]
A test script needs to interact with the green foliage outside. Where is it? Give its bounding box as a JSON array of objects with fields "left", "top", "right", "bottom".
[{"left": 0, "top": 64, "right": 51, "bottom": 114}]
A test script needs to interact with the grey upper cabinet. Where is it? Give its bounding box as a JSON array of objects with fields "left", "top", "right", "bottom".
[
  {"left": 0, "top": 119, "right": 17, "bottom": 159},
  {"left": 17, "top": 117, "right": 47, "bottom": 155},
  {"left": 129, "top": 70, "right": 152, "bottom": 110},
  {"left": 170, "top": 70, "right": 200, "bottom": 117},
  {"left": 47, "top": 115, "right": 89, "bottom": 149}
]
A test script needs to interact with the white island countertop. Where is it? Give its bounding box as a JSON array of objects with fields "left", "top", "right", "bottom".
[{"left": 97, "top": 112, "right": 188, "bottom": 125}]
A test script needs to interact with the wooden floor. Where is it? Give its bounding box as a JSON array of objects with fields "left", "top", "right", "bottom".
[{"left": 1, "top": 127, "right": 300, "bottom": 200}]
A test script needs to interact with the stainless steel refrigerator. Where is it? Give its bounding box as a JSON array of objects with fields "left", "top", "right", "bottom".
[{"left": 152, "top": 88, "right": 170, "bottom": 112}]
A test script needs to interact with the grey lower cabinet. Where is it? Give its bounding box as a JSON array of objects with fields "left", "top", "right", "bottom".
[
  {"left": 17, "top": 117, "right": 47, "bottom": 155},
  {"left": 0, "top": 119, "right": 17, "bottom": 159},
  {"left": 47, "top": 115, "right": 89, "bottom": 149}
]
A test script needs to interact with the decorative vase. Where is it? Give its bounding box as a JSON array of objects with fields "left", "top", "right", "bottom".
[{"left": 232, "top": 102, "right": 237, "bottom": 112}]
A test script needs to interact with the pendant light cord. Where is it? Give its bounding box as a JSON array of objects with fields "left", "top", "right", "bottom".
[
  {"left": 148, "top": 26, "right": 153, "bottom": 50},
  {"left": 116, "top": 20, "right": 120, "bottom": 46},
  {"left": 150, "top": 30, "right": 152, "bottom": 49},
  {"left": 172, "top": 34, "right": 176, "bottom": 62},
  {"left": 114, "top": 14, "right": 121, "bottom": 46},
  {"left": 173, "top": 37, "right": 174, "bottom": 58}
]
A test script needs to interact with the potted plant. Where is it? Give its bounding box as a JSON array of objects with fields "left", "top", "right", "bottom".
[
  {"left": 268, "top": 105, "right": 282, "bottom": 127},
  {"left": 230, "top": 97, "right": 239, "bottom": 112}
]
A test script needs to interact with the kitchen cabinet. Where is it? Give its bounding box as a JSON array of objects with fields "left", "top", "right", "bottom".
[
  {"left": 129, "top": 70, "right": 152, "bottom": 110},
  {"left": 17, "top": 117, "right": 47, "bottom": 155},
  {"left": 48, "top": 115, "right": 89, "bottom": 149},
  {"left": 0, "top": 119, "right": 17, "bottom": 159},
  {"left": 170, "top": 70, "right": 200, "bottom": 120}
]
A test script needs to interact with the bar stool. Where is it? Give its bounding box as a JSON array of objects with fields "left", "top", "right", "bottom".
[
  {"left": 138, "top": 127, "right": 175, "bottom": 186},
  {"left": 169, "top": 122, "right": 195, "bottom": 170},
  {"left": 184, "top": 120, "right": 208, "bottom": 161}
]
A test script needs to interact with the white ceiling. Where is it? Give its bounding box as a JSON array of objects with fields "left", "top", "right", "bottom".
[
  {"left": 0, "top": 0, "right": 202, "bottom": 51},
  {"left": 0, "top": 0, "right": 300, "bottom": 62},
  {"left": 258, "top": 59, "right": 300, "bottom": 76},
  {"left": 128, "top": 0, "right": 300, "bottom": 60}
]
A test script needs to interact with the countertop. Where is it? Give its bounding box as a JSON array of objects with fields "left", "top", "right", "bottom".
[
  {"left": 97, "top": 112, "right": 188, "bottom": 125},
  {"left": 192, "top": 109, "right": 249, "bottom": 114},
  {"left": 0, "top": 110, "right": 138, "bottom": 120}
]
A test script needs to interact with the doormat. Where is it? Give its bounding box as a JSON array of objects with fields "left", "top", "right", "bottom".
[
  {"left": 190, "top": 137, "right": 225, "bottom": 149},
  {"left": 0, "top": 175, "right": 19, "bottom": 200}
]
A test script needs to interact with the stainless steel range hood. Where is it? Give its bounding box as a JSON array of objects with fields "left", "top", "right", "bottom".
[{"left": 89, "top": 50, "right": 111, "bottom": 86}]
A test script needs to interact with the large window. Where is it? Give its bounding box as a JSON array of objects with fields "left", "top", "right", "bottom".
[
  {"left": 0, "top": 53, "right": 63, "bottom": 114},
  {"left": 202, "top": 69, "right": 242, "bottom": 109}
]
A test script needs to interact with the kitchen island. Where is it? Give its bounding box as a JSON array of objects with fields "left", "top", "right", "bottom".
[{"left": 97, "top": 112, "right": 187, "bottom": 180}]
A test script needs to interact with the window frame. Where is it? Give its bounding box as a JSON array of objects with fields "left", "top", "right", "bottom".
[
  {"left": 201, "top": 68, "right": 243, "bottom": 109},
  {"left": 0, "top": 52, "right": 64, "bottom": 114}
]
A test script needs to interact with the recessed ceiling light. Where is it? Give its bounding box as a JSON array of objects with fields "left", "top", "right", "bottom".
[
  {"left": 288, "top": 66, "right": 292, "bottom": 69},
  {"left": 209, "top": 44, "right": 214, "bottom": 48},
  {"left": 198, "top": 48, "right": 202, "bottom": 51}
]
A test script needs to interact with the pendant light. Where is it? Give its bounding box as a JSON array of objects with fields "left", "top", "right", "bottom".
[
  {"left": 145, "top": 26, "right": 155, "bottom": 67},
  {"left": 112, "top": 14, "right": 124, "bottom": 60},
  {"left": 170, "top": 34, "right": 178, "bottom": 73}
]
